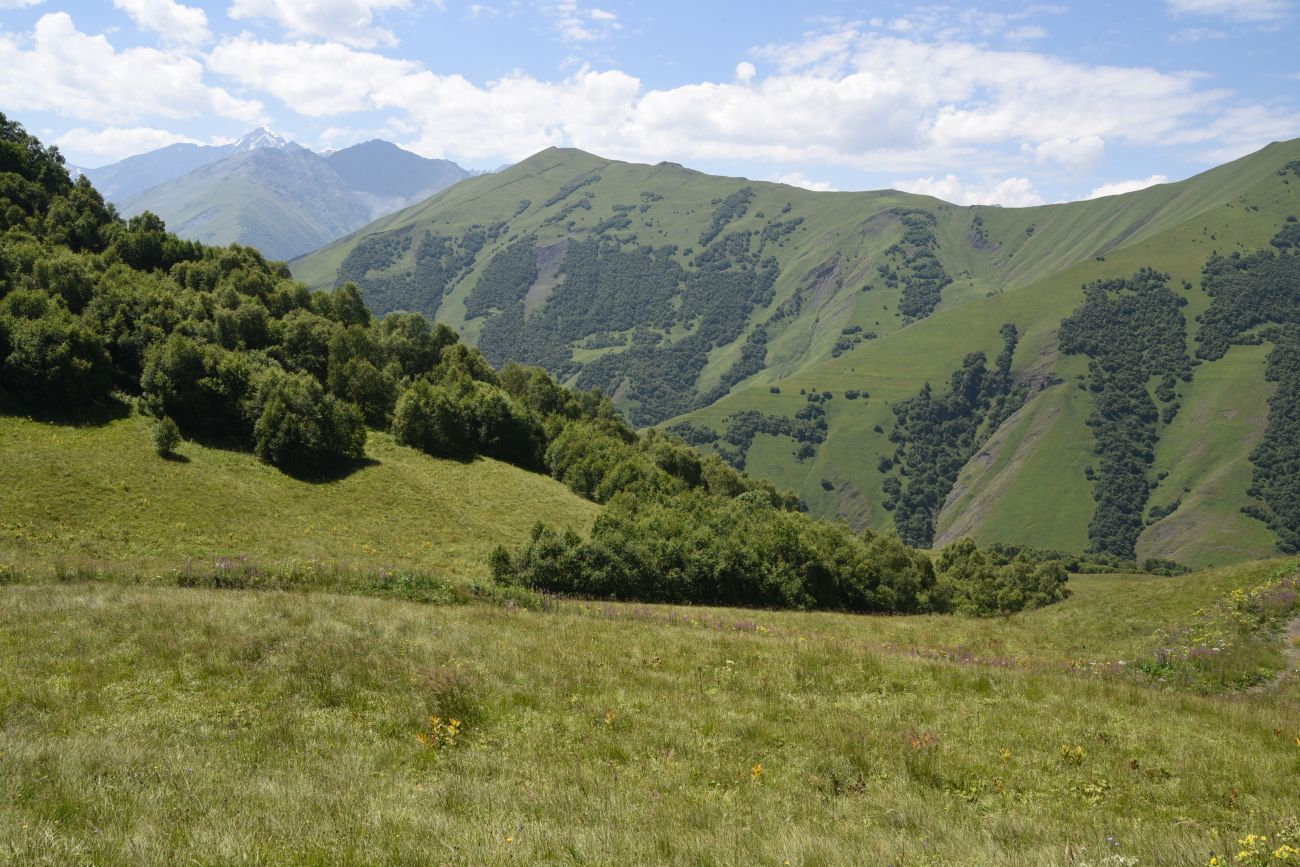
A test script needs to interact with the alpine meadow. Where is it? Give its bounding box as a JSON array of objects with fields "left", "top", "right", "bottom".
[{"left": 3, "top": 1, "right": 1300, "bottom": 865}]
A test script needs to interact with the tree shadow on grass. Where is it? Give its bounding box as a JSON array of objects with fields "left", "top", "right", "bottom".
[
  {"left": 0, "top": 395, "right": 132, "bottom": 427},
  {"left": 276, "top": 456, "right": 382, "bottom": 484},
  {"left": 175, "top": 429, "right": 383, "bottom": 484}
]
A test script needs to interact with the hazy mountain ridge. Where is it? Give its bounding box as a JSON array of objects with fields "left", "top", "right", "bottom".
[
  {"left": 90, "top": 130, "right": 472, "bottom": 260},
  {"left": 291, "top": 139, "right": 1300, "bottom": 566}
]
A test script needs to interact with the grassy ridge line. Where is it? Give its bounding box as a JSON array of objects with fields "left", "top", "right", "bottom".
[
  {"left": 2, "top": 569, "right": 1297, "bottom": 864},
  {"left": 0, "top": 413, "right": 598, "bottom": 581}
]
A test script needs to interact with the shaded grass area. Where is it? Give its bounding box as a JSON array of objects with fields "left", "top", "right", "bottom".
[
  {"left": 0, "top": 412, "right": 599, "bottom": 582},
  {"left": 1, "top": 580, "right": 1298, "bottom": 865}
]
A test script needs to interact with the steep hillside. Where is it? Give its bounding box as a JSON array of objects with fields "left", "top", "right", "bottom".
[{"left": 292, "top": 140, "right": 1300, "bottom": 566}]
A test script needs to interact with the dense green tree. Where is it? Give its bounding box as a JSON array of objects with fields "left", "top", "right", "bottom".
[
  {"left": 253, "top": 371, "right": 366, "bottom": 475},
  {"left": 0, "top": 298, "right": 113, "bottom": 411},
  {"left": 140, "top": 333, "right": 257, "bottom": 438}
]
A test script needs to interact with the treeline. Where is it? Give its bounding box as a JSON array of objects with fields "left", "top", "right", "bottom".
[
  {"left": 1194, "top": 222, "right": 1300, "bottom": 551},
  {"left": 491, "top": 495, "right": 1069, "bottom": 616},
  {"left": 1059, "top": 268, "right": 1191, "bottom": 559},
  {"left": 1245, "top": 326, "right": 1300, "bottom": 552},
  {"left": 883, "top": 325, "right": 1025, "bottom": 547}
]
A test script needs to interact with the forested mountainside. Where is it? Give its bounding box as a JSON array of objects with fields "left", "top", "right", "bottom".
[{"left": 292, "top": 140, "right": 1300, "bottom": 568}]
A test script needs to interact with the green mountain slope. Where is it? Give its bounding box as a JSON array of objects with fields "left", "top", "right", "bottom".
[
  {"left": 0, "top": 412, "right": 598, "bottom": 581},
  {"left": 292, "top": 140, "right": 1300, "bottom": 566}
]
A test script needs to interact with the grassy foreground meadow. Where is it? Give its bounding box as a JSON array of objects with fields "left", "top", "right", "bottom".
[{"left": 1, "top": 559, "right": 1298, "bottom": 865}]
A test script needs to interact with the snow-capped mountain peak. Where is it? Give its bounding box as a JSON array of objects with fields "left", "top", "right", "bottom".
[{"left": 229, "top": 127, "right": 290, "bottom": 153}]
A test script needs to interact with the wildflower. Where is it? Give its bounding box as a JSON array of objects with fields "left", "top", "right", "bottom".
[
  {"left": 604, "top": 708, "right": 615, "bottom": 726},
  {"left": 752, "top": 763, "right": 764, "bottom": 781},
  {"left": 999, "top": 748, "right": 1012, "bottom": 761}
]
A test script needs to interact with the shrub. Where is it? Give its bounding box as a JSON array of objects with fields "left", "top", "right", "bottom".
[
  {"left": 936, "top": 538, "right": 1070, "bottom": 616},
  {"left": 152, "top": 415, "right": 181, "bottom": 456}
]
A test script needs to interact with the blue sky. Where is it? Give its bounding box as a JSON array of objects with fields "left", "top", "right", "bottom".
[{"left": 1, "top": 0, "right": 1298, "bottom": 204}]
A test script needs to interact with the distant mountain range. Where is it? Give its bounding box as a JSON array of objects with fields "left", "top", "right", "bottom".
[{"left": 79, "top": 129, "right": 472, "bottom": 260}]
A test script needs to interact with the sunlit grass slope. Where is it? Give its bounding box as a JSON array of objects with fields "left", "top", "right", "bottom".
[
  {"left": 1, "top": 559, "right": 1297, "bottom": 865},
  {"left": 0, "top": 412, "right": 598, "bottom": 580}
]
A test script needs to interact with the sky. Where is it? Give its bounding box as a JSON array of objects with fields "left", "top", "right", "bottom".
[{"left": 1, "top": 0, "right": 1298, "bottom": 205}]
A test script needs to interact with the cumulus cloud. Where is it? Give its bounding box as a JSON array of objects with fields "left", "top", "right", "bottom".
[
  {"left": 0, "top": 0, "right": 44, "bottom": 8},
  {"left": 113, "top": 0, "right": 209, "bottom": 46},
  {"left": 768, "top": 172, "right": 838, "bottom": 192},
  {"left": 1024, "top": 136, "right": 1106, "bottom": 170},
  {"left": 1087, "top": 174, "right": 1169, "bottom": 199},
  {"left": 228, "top": 0, "right": 412, "bottom": 49},
  {"left": 1166, "top": 0, "right": 1290, "bottom": 22},
  {"left": 54, "top": 126, "right": 202, "bottom": 164},
  {"left": 894, "top": 174, "right": 1045, "bottom": 207},
  {"left": 204, "top": 25, "right": 1298, "bottom": 177},
  {"left": 207, "top": 36, "right": 425, "bottom": 116},
  {"left": 0, "top": 13, "right": 262, "bottom": 125}
]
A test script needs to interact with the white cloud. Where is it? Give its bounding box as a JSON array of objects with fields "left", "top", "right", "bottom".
[
  {"left": 895, "top": 174, "right": 1045, "bottom": 207},
  {"left": 113, "top": 0, "right": 209, "bottom": 46},
  {"left": 1166, "top": 0, "right": 1290, "bottom": 22},
  {"left": 546, "top": 1, "right": 621, "bottom": 44},
  {"left": 1024, "top": 136, "right": 1106, "bottom": 170},
  {"left": 1087, "top": 174, "right": 1169, "bottom": 199},
  {"left": 0, "top": 13, "right": 263, "bottom": 125},
  {"left": 54, "top": 126, "right": 202, "bottom": 164},
  {"left": 228, "top": 0, "right": 412, "bottom": 49},
  {"left": 1166, "top": 104, "right": 1300, "bottom": 162},
  {"left": 203, "top": 27, "right": 1299, "bottom": 178},
  {"left": 207, "top": 37, "right": 433, "bottom": 116},
  {"left": 0, "top": 0, "right": 44, "bottom": 8},
  {"left": 867, "top": 5, "right": 1066, "bottom": 43},
  {"left": 769, "top": 172, "right": 838, "bottom": 192}
]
